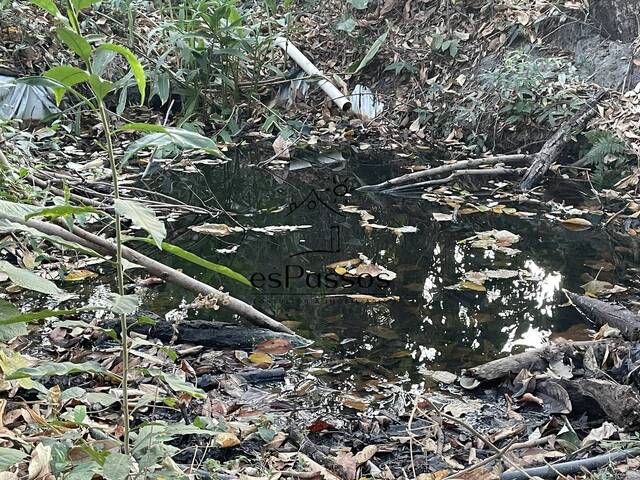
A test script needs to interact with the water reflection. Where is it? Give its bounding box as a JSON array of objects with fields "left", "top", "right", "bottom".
[{"left": 140, "top": 148, "right": 629, "bottom": 377}]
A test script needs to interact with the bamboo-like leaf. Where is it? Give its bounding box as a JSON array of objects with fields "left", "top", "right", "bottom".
[
  {"left": 126, "top": 237, "right": 251, "bottom": 286},
  {"left": 347, "top": 31, "right": 388, "bottom": 74},
  {"left": 25, "top": 205, "right": 97, "bottom": 221}
]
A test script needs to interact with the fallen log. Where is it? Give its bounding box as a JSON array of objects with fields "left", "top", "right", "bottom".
[
  {"left": 0, "top": 213, "right": 295, "bottom": 334},
  {"left": 105, "top": 318, "right": 309, "bottom": 350},
  {"left": 565, "top": 290, "right": 640, "bottom": 340},
  {"left": 358, "top": 154, "right": 531, "bottom": 192},
  {"left": 575, "top": 378, "right": 640, "bottom": 428},
  {"left": 519, "top": 92, "right": 605, "bottom": 190}
]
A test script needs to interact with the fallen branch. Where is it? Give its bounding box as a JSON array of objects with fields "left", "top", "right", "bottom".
[
  {"left": 519, "top": 92, "right": 605, "bottom": 190},
  {"left": 357, "top": 154, "right": 531, "bottom": 192},
  {"left": 0, "top": 213, "right": 295, "bottom": 334},
  {"left": 384, "top": 167, "right": 527, "bottom": 193},
  {"left": 565, "top": 290, "right": 640, "bottom": 340},
  {"left": 499, "top": 448, "right": 640, "bottom": 480}
]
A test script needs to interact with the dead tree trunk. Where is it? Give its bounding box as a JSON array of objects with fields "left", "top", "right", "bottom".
[{"left": 519, "top": 93, "right": 604, "bottom": 190}]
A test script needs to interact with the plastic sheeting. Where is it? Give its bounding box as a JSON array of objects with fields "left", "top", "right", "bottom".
[{"left": 0, "top": 75, "right": 59, "bottom": 122}]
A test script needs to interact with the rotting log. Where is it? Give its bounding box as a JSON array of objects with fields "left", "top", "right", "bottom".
[
  {"left": 105, "top": 318, "right": 310, "bottom": 349},
  {"left": 565, "top": 290, "right": 640, "bottom": 340},
  {"left": 357, "top": 154, "right": 531, "bottom": 192},
  {"left": 574, "top": 378, "right": 640, "bottom": 428},
  {"left": 519, "top": 93, "right": 605, "bottom": 190},
  {"left": 0, "top": 213, "right": 296, "bottom": 335}
]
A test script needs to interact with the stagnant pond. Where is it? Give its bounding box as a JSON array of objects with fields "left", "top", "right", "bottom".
[{"left": 134, "top": 146, "right": 631, "bottom": 377}]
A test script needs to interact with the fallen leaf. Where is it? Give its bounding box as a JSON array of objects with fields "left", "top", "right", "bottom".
[
  {"left": 560, "top": 217, "right": 593, "bottom": 231},
  {"left": 581, "top": 421, "right": 618, "bottom": 447},
  {"left": 248, "top": 352, "right": 273, "bottom": 365},
  {"left": 64, "top": 270, "right": 98, "bottom": 281},
  {"left": 255, "top": 338, "right": 292, "bottom": 355},
  {"left": 354, "top": 445, "right": 377, "bottom": 465},
  {"left": 216, "top": 432, "right": 241, "bottom": 448}
]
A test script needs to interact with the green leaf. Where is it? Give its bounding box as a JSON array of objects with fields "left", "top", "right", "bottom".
[
  {"left": 72, "top": 0, "right": 99, "bottom": 10},
  {"left": 95, "top": 43, "right": 146, "bottom": 104},
  {"left": 0, "top": 447, "right": 27, "bottom": 470},
  {"left": 0, "top": 261, "right": 61, "bottom": 295},
  {"left": 25, "top": 205, "right": 97, "bottom": 221},
  {"left": 0, "top": 301, "right": 75, "bottom": 335},
  {"left": 0, "top": 199, "right": 41, "bottom": 219},
  {"left": 8, "top": 361, "right": 112, "bottom": 380},
  {"left": 121, "top": 126, "right": 225, "bottom": 163},
  {"left": 102, "top": 452, "right": 132, "bottom": 480},
  {"left": 43, "top": 65, "right": 90, "bottom": 105},
  {"left": 126, "top": 237, "right": 251, "bottom": 286},
  {"left": 88, "top": 73, "right": 114, "bottom": 100},
  {"left": 0, "top": 300, "right": 27, "bottom": 342},
  {"left": 108, "top": 294, "right": 138, "bottom": 315},
  {"left": 57, "top": 28, "right": 92, "bottom": 62},
  {"left": 73, "top": 405, "right": 87, "bottom": 423},
  {"left": 114, "top": 199, "right": 166, "bottom": 248},
  {"left": 29, "top": 0, "right": 61, "bottom": 16},
  {"left": 347, "top": 30, "right": 388, "bottom": 74}
]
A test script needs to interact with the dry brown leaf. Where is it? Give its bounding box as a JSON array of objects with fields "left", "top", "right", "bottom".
[
  {"left": 353, "top": 445, "right": 377, "bottom": 465},
  {"left": 216, "top": 432, "right": 241, "bottom": 448}
]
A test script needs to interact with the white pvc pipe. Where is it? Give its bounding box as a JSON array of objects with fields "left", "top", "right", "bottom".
[{"left": 274, "top": 37, "right": 351, "bottom": 112}]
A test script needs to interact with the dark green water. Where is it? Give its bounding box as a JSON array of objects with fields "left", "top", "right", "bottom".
[{"left": 137, "top": 146, "right": 633, "bottom": 375}]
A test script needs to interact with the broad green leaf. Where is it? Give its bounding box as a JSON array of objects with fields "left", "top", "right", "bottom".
[
  {"left": 114, "top": 199, "right": 166, "bottom": 248},
  {"left": 29, "top": 0, "right": 61, "bottom": 16},
  {"left": 8, "top": 361, "right": 112, "bottom": 380},
  {"left": 336, "top": 17, "right": 356, "bottom": 32},
  {"left": 85, "top": 392, "right": 119, "bottom": 406},
  {"left": 0, "top": 347, "right": 37, "bottom": 390},
  {"left": 43, "top": 65, "right": 90, "bottom": 105},
  {"left": 95, "top": 43, "right": 146, "bottom": 104},
  {"left": 88, "top": 74, "right": 114, "bottom": 100},
  {"left": 347, "top": 30, "right": 388, "bottom": 74},
  {"left": 126, "top": 237, "right": 251, "bottom": 286},
  {"left": 57, "top": 28, "right": 92, "bottom": 62},
  {"left": 348, "top": 0, "right": 368, "bottom": 9},
  {"left": 118, "top": 122, "right": 167, "bottom": 133},
  {"left": 72, "top": 0, "right": 99, "bottom": 10},
  {"left": 121, "top": 127, "right": 225, "bottom": 163},
  {"left": 0, "top": 261, "right": 61, "bottom": 295},
  {"left": 0, "top": 199, "right": 40, "bottom": 219},
  {"left": 102, "top": 452, "right": 132, "bottom": 480},
  {"left": 0, "top": 447, "right": 27, "bottom": 470},
  {"left": 108, "top": 293, "right": 138, "bottom": 315},
  {"left": 0, "top": 300, "right": 27, "bottom": 341},
  {"left": 25, "top": 205, "right": 97, "bottom": 221},
  {"left": 61, "top": 386, "right": 86, "bottom": 402}
]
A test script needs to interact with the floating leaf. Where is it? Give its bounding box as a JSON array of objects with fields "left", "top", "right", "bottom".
[
  {"left": 108, "top": 294, "right": 138, "bottom": 315},
  {"left": 560, "top": 217, "right": 593, "bottom": 231},
  {"left": 64, "top": 270, "right": 98, "bottom": 282}
]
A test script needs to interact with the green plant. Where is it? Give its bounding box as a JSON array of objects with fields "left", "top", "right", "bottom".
[{"left": 581, "top": 129, "right": 629, "bottom": 187}]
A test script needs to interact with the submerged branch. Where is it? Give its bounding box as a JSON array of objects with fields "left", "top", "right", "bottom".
[
  {"left": 358, "top": 155, "right": 532, "bottom": 192},
  {"left": 384, "top": 167, "right": 527, "bottom": 193}
]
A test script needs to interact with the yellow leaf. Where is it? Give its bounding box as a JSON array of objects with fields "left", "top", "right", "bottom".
[
  {"left": 216, "top": 432, "right": 240, "bottom": 448},
  {"left": 459, "top": 281, "right": 486, "bottom": 292},
  {"left": 64, "top": 270, "right": 98, "bottom": 281},
  {"left": 248, "top": 352, "right": 273, "bottom": 365}
]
